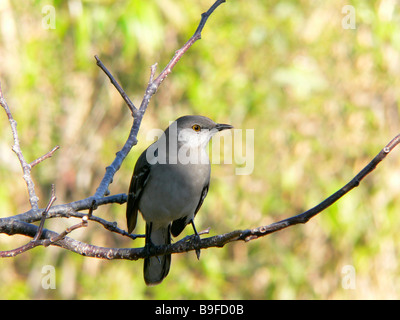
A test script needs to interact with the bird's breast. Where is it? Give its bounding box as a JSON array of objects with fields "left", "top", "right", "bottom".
[{"left": 138, "top": 162, "right": 210, "bottom": 226}]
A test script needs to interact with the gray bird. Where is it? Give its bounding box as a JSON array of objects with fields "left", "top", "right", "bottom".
[{"left": 126, "top": 115, "right": 233, "bottom": 285}]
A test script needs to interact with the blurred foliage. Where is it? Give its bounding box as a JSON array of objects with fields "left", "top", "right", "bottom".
[{"left": 1, "top": 0, "right": 400, "bottom": 299}]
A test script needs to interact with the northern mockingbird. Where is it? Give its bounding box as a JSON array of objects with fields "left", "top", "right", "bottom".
[{"left": 126, "top": 115, "right": 233, "bottom": 285}]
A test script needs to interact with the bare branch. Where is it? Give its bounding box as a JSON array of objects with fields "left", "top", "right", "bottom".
[
  {"left": 33, "top": 184, "right": 57, "bottom": 241},
  {"left": 42, "top": 217, "right": 88, "bottom": 247},
  {"left": 95, "top": 55, "right": 137, "bottom": 117},
  {"left": 30, "top": 145, "right": 60, "bottom": 168},
  {"left": 0, "top": 83, "right": 39, "bottom": 210},
  {"left": 11, "top": 193, "right": 127, "bottom": 223},
  {"left": 1, "top": 133, "right": 399, "bottom": 260},
  {"left": 1, "top": 0, "right": 226, "bottom": 259},
  {"left": 3, "top": 0, "right": 398, "bottom": 279},
  {"left": 93, "top": 0, "right": 225, "bottom": 198},
  {"left": 2, "top": 192, "right": 140, "bottom": 242},
  {"left": 0, "top": 238, "right": 42, "bottom": 258},
  {"left": 153, "top": 0, "right": 226, "bottom": 87},
  {"left": 229, "top": 134, "right": 400, "bottom": 243}
]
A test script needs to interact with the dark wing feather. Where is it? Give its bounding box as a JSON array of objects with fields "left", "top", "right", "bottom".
[
  {"left": 126, "top": 149, "right": 151, "bottom": 234},
  {"left": 194, "top": 183, "right": 209, "bottom": 217},
  {"left": 171, "top": 183, "right": 209, "bottom": 237}
]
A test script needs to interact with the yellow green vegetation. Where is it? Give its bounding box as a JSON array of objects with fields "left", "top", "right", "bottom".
[{"left": 1, "top": 0, "right": 400, "bottom": 299}]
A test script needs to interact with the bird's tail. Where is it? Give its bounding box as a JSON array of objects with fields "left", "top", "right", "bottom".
[{"left": 144, "top": 223, "right": 171, "bottom": 286}]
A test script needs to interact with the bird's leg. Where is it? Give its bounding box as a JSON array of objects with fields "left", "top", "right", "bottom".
[
  {"left": 144, "top": 222, "right": 161, "bottom": 263},
  {"left": 190, "top": 220, "right": 201, "bottom": 260}
]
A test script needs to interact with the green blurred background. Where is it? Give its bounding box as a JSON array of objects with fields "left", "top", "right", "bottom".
[{"left": 1, "top": 0, "right": 400, "bottom": 299}]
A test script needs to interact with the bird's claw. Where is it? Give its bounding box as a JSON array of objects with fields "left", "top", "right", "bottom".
[
  {"left": 191, "top": 234, "right": 201, "bottom": 260},
  {"left": 144, "top": 241, "right": 161, "bottom": 264}
]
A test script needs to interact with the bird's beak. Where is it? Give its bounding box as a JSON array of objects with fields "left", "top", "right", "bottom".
[{"left": 215, "top": 123, "right": 234, "bottom": 131}]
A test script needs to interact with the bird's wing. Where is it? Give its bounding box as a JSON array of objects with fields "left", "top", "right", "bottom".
[
  {"left": 194, "top": 183, "right": 209, "bottom": 217},
  {"left": 171, "top": 182, "right": 209, "bottom": 237},
  {"left": 126, "top": 149, "right": 151, "bottom": 234}
]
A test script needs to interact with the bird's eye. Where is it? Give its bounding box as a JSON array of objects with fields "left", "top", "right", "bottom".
[{"left": 192, "top": 124, "right": 201, "bottom": 132}]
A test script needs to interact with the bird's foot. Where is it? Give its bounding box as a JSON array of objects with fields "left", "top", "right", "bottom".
[
  {"left": 144, "top": 240, "right": 161, "bottom": 264},
  {"left": 190, "top": 234, "right": 201, "bottom": 260}
]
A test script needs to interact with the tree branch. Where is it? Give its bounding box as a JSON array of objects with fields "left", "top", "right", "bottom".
[
  {"left": 1, "top": 0, "right": 398, "bottom": 271},
  {"left": 30, "top": 145, "right": 60, "bottom": 168},
  {"left": 93, "top": 0, "right": 226, "bottom": 198},
  {"left": 153, "top": 0, "right": 226, "bottom": 87},
  {"left": 33, "top": 184, "right": 57, "bottom": 241},
  {"left": 1, "top": 0, "right": 226, "bottom": 258},
  {"left": 1, "top": 133, "right": 399, "bottom": 260},
  {"left": 0, "top": 83, "right": 40, "bottom": 211},
  {"left": 4, "top": 193, "right": 139, "bottom": 240},
  {"left": 94, "top": 55, "right": 137, "bottom": 117}
]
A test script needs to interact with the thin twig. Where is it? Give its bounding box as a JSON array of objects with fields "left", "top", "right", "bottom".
[
  {"left": 0, "top": 239, "right": 42, "bottom": 258},
  {"left": 43, "top": 219, "right": 88, "bottom": 247},
  {"left": 30, "top": 145, "right": 60, "bottom": 168},
  {"left": 0, "top": 83, "right": 39, "bottom": 210},
  {"left": 33, "top": 184, "right": 57, "bottom": 241},
  {"left": 0, "top": 185, "right": 57, "bottom": 257},
  {"left": 95, "top": 55, "right": 137, "bottom": 117},
  {"left": 153, "top": 0, "right": 226, "bottom": 87}
]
